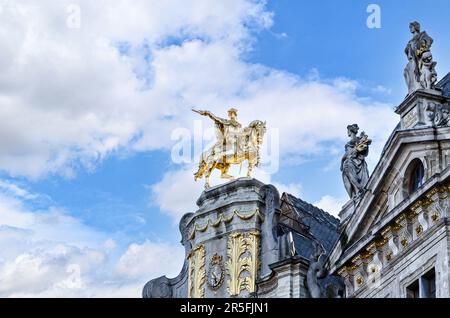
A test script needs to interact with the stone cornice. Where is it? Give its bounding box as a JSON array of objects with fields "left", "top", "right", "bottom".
[
  {"left": 336, "top": 169, "right": 449, "bottom": 266},
  {"left": 196, "top": 177, "right": 265, "bottom": 207},
  {"left": 395, "top": 89, "right": 448, "bottom": 115},
  {"left": 187, "top": 208, "right": 265, "bottom": 240},
  {"left": 333, "top": 180, "right": 449, "bottom": 295}
]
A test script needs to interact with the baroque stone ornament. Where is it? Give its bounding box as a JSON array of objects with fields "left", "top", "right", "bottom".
[
  {"left": 187, "top": 245, "right": 206, "bottom": 298},
  {"left": 259, "top": 185, "right": 281, "bottom": 279},
  {"left": 188, "top": 209, "right": 264, "bottom": 240},
  {"left": 306, "top": 241, "right": 327, "bottom": 298},
  {"left": 404, "top": 21, "right": 437, "bottom": 95},
  {"left": 193, "top": 108, "right": 267, "bottom": 189},
  {"left": 142, "top": 276, "right": 172, "bottom": 298},
  {"left": 341, "top": 124, "right": 372, "bottom": 199},
  {"left": 207, "top": 253, "right": 225, "bottom": 291},
  {"left": 337, "top": 184, "right": 450, "bottom": 293},
  {"left": 306, "top": 241, "right": 345, "bottom": 298},
  {"left": 426, "top": 102, "right": 450, "bottom": 127},
  {"left": 226, "top": 231, "right": 260, "bottom": 296}
]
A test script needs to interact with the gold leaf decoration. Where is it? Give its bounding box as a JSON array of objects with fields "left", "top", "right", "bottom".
[
  {"left": 226, "top": 231, "right": 260, "bottom": 296},
  {"left": 187, "top": 245, "right": 206, "bottom": 298}
]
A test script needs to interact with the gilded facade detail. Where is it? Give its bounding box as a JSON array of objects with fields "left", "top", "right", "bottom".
[
  {"left": 187, "top": 245, "right": 206, "bottom": 298},
  {"left": 337, "top": 184, "right": 449, "bottom": 288},
  {"left": 225, "top": 231, "right": 260, "bottom": 296}
]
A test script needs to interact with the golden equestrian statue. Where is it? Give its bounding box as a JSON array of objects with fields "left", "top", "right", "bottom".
[{"left": 193, "top": 108, "right": 266, "bottom": 189}]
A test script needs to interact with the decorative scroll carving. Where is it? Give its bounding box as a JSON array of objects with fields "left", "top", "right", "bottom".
[
  {"left": 245, "top": 231, "right": 260, "bottom": 293},
  {"left": 259, "top": 184, "right": 281, "bottom": 278},
  {"left": 226, "top": 231, "right": 260, "bottom": 296},
  {"left": 142, "top": 276, "right": 172, "bottom": 298},
  {"left": 187, "top": 245, "right": 206, "bottom": 298},
  {"left": 143, "top": 212, "right": 193, "bottom": 299},
  {"left": 426, "top": 102, "right": 449, "bottom": 127},
  {"left": 306, "top": 241, "right": 327, "bottom": 298}
]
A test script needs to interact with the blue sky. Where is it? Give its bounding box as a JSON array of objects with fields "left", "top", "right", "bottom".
[
  {"left": 0, "top": 0, "right": 449, "bottom": 297},
  {"left": 253, "top": 0, "right": 450, "bottom": 99}
]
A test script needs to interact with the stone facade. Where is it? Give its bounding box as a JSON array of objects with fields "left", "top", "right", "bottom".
[
  {"left": 329, "top": 74, "right": 450, "bottom": 298},
  {"left": 143, "top": 178, "right": 342, "bottom": 298},
  {"left": 257, "top": 258, "right": 309, "bottom": 298}
]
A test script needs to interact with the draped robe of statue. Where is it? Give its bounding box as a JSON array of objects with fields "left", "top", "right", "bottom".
[
  {"left": 404, "top": 32, "right": 423, "bottom": 94},
  {"left": 341, "top": 131, "right": 371, "bottom": 199},
  {"left": 404, "top": 25, "right": 436, "bottom": 94}
]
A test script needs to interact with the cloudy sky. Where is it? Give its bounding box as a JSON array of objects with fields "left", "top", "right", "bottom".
[{"left": 0, "top": 0, "right": 449, "bottom": 297}]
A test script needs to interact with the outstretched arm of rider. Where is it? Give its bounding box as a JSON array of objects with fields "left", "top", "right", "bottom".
[
  {"left": 193, "top": 109, "right": 226, "bottom": 124},
  {"left": 205, "top": 111, "right": 226, "bottom": 124}
]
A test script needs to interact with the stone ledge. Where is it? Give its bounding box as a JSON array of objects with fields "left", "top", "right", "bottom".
[{"left": 196, "top": 177, "right": 265, "bottom": 208}]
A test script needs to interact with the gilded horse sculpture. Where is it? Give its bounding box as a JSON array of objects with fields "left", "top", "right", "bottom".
[{"left": 193, "top": 108, "right": 266, "bottom": 189}]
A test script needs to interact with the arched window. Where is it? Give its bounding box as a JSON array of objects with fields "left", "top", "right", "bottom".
[{"left": 408, "top": 160, "right": 425, "bottom": 194}]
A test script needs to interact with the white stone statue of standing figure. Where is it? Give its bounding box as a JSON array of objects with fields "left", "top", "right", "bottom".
[
  {"left": 404, "top": 21, "right": 437, "bottom": 95},
  {"left": 341, "top": 124, "right": 372, "bottom": 199}
]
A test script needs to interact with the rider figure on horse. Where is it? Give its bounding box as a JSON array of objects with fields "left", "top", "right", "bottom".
[
  {"left": 194, "top": 108, "right": 242, "bottom": 179},
  {"left": 193, "top": 107, "right": 266, "bottom": 189}
]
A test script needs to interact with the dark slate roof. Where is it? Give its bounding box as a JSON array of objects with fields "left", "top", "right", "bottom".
[
  {"left": 286, "top": 193, "right": 340, "bottom": 261},
  {"left": 436, "top": 72, "right": 450, "bottom": 98}
]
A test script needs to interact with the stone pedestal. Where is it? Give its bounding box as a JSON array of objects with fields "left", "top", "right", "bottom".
[
  {"left": 143, "top": 178, "right": 281, "bottom": 298},
  {"left": 395, "top": 89, "right": 448, "bottom": 130}
]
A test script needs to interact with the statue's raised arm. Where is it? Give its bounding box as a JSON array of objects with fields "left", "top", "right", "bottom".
[
  {"left": 192, "top": 109, "right": 227, "bottom": 126},
  {"left": 193, "top": 107, "right": 266, "bottom": 189}
]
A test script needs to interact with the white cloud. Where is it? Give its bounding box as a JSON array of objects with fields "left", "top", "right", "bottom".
[
  {"left": 0, "top": 182, "right": 184, "bottom": 298},
  {"left": 0, "top": 0, "right": 272, "bottom": 179},
  {"left": 0, "top": 0, "right": 403, "bottom": 298},
  {"left": 0, "top": 0, "right": 275, "bottom": 298},
  {"left": 0, "top": 0, "right": 398, "bottom": 180},
  {"left": 115, "top": 241, "right": 184, "bottom": 280},
  {"left": 313, "top": 195, "right": 348, "bottom": 218},
  {"left": 0, "top": 244, "right": 105, "bottom": 297},
  {"left": 151, "top": 167, "right": 203, "bottom": 221},
  {"left": 272, "top": 182, "right": 302, "bottom": 198},
  {"left": 103, "top": 239, "right": 117, "bottom": 251},
  {"left": 0, "top": 180, "right": 38, "bottom": 200}
]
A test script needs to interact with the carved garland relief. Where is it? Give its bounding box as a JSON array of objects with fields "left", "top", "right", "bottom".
[{"left": 188, "top": 209, "right": 264, "bottom": 240}]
